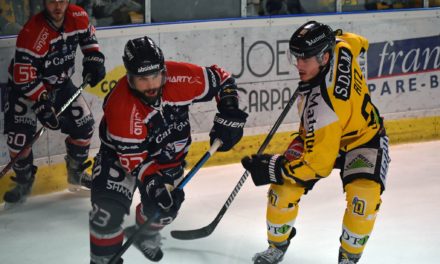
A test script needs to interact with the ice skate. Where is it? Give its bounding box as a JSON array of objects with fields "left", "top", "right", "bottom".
[
  {"left": 3, "top": 165, "right": 37, "bottom": 210},
  {"left": 65, "top": 155, "right": 92, "bottom": 192},
  {"left": 253, "top": 244, "right": 288, "bottom": 264},
  {"left": 338, "top": 247, "right": 361, "bottom": 264},
  {"left": 124, "top": 225, "right": 163, "bottom": 262}
]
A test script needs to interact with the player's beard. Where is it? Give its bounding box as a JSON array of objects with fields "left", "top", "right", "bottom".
[
  {"left": 129, "top": 74, "right": 166, "bottom": 106},
  {"left": 140, "top": 86, "right": 162, "bottom": 105}
]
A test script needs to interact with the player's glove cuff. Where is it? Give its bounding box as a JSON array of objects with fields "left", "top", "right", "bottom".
[{"left": 241, "top": 154, "right": 285, "bottom": 186}]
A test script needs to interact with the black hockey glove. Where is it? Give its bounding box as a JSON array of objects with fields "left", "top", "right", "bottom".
[
  {"left": 209, "top": 108, "right": 247, "bottom": 152},
  {"left": 209, "top": 79, "right": 248, "bottom": 152},
  {"left": 241, "top": 154, "right": 286, "bottom": 186},
  {"left": 32, "top": 92, "right": 60, "bottom": 129},
  {"left": 82, "top": 51, "right": 106, "bottom": 87},
  {"left": 142, "top": 174, "right": 185, "bottom": 225}
]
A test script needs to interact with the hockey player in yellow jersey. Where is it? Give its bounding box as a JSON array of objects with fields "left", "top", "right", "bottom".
[{"left": 241, "top": 21, "right": 391, "bottom": 264}]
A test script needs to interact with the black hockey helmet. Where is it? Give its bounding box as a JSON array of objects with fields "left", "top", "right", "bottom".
[
  {"left": 289, "top": 21, "right": 335, "bottom": 60},
  {"left": 123, "top": 36, "right": 165, "bottom": 77}
]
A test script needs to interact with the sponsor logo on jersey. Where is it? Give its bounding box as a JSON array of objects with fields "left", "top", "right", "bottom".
[
  {"left": 75, "top": 113, "right": 94, "bottom": 127},
  {"left": 167, "top": 75, "right": 202, "bottom": 85},
  {"left": 130, "top": 107, "right": 144, "bottom": 136},
  {"left": 155, "top": 120, "right": 190, "bottom": 143},
  {"left": 72, "top": 11, "right": 87, "bottom": 17},
  {"left": 306, "top": 33, "right": 326, "bottom": 46},
  {"left": 106, "top": 181, "right": 134, "bottom": 200},
  {"left": 106, "top": 172, "right": 136, "bottom": 200},
  {"left": 138, "top": 64, "right": 160, "bottom": 73},
  {"left": 304, "top": 91, "right": 319, "bottom": 153},
  {"left": 44, "top": 50, "right": 76, "bottom": 68},
  {"left": 14, "top": 116, "right": 36, "bottom": 126},
  {"left": 117, "top": 145, "right": 140, "bottom": 151},
  {"left": 33, "top": 27, "right": 50, "bottom": 52},
  {"left": 334, "top": 47, "right": 353, "bottom": 101}
]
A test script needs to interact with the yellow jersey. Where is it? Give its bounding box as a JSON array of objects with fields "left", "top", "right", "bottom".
[{"left": 283, "top": 32, "right": 383, "bottom": 184}]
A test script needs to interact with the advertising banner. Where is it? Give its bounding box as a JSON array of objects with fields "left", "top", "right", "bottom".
[{"left": 0, "top": 9, "right": 439, "bottom": 166}]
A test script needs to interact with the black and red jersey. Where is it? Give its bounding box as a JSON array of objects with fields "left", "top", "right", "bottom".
[
  {"left": 9, "top": 4, "right": 100, "bottom": 101},
  {"left": 100, "top": 61, "right": 234, "bottom": 182}
]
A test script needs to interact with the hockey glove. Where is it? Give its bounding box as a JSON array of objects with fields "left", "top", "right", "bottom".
[
  {"left": 142, "top": 174, "right": 185, "bottom": 225},
  {"left": 32, "top": 92, "right": 60, "bottom": 129},
  {"left": 241, "top": 154, "right": 286, "bottom": 186},
  {"left": 82, "top": 51, "right": 106, "bottom": 87},
  {"left": 209, "top": 107, "right": 248, "bottom": 152}
]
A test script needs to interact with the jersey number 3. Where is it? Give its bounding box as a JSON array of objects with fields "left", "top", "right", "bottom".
[{"left": 361, "top": 94, "right": 378, "bottom": 128}]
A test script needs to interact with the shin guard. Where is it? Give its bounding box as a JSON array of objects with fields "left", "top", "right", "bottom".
[{"left": 341, "top": 179, "right": 381, "bottom": 255}]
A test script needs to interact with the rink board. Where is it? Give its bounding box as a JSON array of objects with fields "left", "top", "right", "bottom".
[{"left": 0, "top": 9, "right": 439, "bottom": 201}]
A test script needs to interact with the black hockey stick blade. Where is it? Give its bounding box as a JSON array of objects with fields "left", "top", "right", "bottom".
[
  {"left": 170, "top": 225, "right": 213, "bottom": 240},
  {"left": 170, "top": 205, "right": 228, "bottom": 240}
]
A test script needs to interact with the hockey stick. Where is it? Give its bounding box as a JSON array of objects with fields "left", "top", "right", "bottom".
[
  {"left": 0, "top": 75, "right": 91, "bottom": 180},
  {"left": 108, "top": 138, "right": 223, "bottom": 264},
  {"left": 170, "top": 88, "right": 301, "bottom": 240}
]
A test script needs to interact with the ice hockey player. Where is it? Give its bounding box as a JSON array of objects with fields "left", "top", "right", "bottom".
[
  {"left": 241, "top": 21, "right": 391, "bottom": 264},
  {"left": 89, "top": 36, "right": 248, "bottom": 264},
  {"left": 3, "top": 0, "right": 106, "bottom": 206}
]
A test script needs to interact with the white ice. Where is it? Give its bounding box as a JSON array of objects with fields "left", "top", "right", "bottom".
[{"left": 0, "top": 141, "right": 439, "bottom": 264}]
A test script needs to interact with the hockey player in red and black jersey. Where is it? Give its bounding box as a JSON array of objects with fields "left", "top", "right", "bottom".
[
  {"left": 3, "top": 0, "right": 106, "bottom": 206},
  {"left": 89, "top": 36, "right": 248, "bottom": 263},
  {"left": 241, "top": 21, "right": 390, "bottom": 264}
]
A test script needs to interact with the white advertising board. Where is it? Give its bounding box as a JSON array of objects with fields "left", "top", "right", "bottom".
[{"left": 0, "top": 9, "right": 439, "bottom": 166}]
